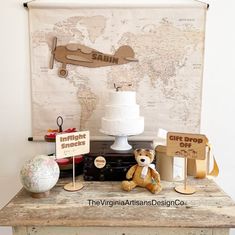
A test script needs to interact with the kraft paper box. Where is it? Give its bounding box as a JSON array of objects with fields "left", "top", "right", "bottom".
[
  {"left": 26, "top": 0, "right": 208, "bottom": 174},
  {"left": 155, "top": 145, "right": 185, "bottom": 182}
]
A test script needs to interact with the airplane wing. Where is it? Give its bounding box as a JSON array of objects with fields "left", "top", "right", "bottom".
[
  {"left": 66, "top": 44, "right": 93, "bottom": 54},
  {"left": 124, "top": 57, "right": 139, "bottom": 62},
  {"left": 66, "top": 55, "right": 92, "bottom": 63}
]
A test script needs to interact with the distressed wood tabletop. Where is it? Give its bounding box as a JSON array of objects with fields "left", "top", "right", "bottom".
[{"left": 0, "top": 177, "right": 235, "bottom": 228}]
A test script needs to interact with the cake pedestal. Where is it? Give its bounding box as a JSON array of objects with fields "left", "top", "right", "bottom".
[{"left": 111, "top": 136, "right": 132, "bottom": 151}]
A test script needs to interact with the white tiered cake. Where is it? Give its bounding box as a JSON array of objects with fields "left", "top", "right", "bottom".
[{"left": 100, "top": 91, "right": 144, "bottom": 150}]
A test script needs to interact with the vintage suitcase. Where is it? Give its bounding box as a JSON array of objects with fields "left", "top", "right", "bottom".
[{"left": 83, "top": 141, "right": 152, "bottom": 181}]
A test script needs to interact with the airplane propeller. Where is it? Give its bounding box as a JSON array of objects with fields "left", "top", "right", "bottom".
[{"left": 49, "top": 37, "right": 57, "bottom": 69}]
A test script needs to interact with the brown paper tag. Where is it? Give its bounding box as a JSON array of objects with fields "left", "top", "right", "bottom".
[
  {"left": 94, "top": 156, "right": 106, "bottom": 169},
  {"left": 167, "top": 132, "right": 208, "bottom": 160}
]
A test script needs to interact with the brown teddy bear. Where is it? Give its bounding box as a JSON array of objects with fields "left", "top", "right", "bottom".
[{"left": 121, "top": 149, "right": 162, "bottom": 194}]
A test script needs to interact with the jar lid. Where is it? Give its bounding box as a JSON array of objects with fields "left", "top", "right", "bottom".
[{"left": 155, "top": 145, "right": 166, "bottom": 153}]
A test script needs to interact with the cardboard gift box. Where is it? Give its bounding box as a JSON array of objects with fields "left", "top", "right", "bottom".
[
  {"left": 155, "top": 141, "right": 219, "bottom": 180},
  {"left": 155, "top": 145, "right": 184, "bottom": 181}
]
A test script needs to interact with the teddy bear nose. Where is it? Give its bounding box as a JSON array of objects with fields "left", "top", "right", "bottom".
[{"left": 140, "top": 158, "right": 145, "bottom": 162}]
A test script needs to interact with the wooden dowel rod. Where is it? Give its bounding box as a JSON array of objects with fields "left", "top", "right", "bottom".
[{"left": 184, "top": 157, "right": 187, "bottom": 190}]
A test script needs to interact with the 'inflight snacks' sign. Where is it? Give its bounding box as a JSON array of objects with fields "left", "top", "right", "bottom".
[{"left": 56, "top": 131, "right": 90, "bottom": 159}]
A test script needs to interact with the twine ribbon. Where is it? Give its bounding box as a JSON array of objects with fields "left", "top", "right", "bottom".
[{"left": 194, "top": 143, "right": 219, "bottom": 178}]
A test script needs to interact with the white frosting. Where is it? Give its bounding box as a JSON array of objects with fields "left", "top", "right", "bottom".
[
  {"left": 105, "top": 104, "right": 139, "bottom": 119},
  {"left": 100, "top": 91, "right": 144, "bottom": 136},
  {"left": 101, "top": 117, "right": 144, "bottom": 136},
  {"left": 108, "top": 91, "right": 136, "bottom": 105}
]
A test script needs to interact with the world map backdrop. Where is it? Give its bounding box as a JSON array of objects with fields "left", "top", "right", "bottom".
[{"left": 28, "top": 3, "right": 207, "bottom": 140}]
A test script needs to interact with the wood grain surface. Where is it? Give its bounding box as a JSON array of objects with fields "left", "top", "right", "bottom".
[
  {"left": 13, "top": 226, "right": 230, "bottom": 235},
  {"left": 1, "top": 177, "right": 235, "bottom": 228}
]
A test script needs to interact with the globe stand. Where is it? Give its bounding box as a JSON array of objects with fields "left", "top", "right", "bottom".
[
  {"left": 31, "top": 191, "right": 50, "bottom": 199},
  {"left": 111, "top": 136, "right": 132, "bottom": 151}
]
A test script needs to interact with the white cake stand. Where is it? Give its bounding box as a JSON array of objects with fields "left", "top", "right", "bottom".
[
  {"left": 100, "top": 129, "right": 143, "bottom": 151},
  {"left": 110, "top": 135, "right": 132, "bottom": 151}
]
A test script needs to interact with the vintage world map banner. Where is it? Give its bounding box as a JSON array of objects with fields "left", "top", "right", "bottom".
[{"left": 27, "top": 0, "right": 208, "bottom": 140}]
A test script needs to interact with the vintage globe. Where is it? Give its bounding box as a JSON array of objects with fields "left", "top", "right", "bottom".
[{"left": 20, "top": 155, "right": 60, "bottom": 194}]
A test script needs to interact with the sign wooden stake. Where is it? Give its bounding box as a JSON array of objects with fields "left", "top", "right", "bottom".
[
  {"left": 167, "top": 132, "right": 208, "bottom": 195},
  {"left": 174, "top": 157, "right": 196, "bottom": 195},
  {"left": 56, "top": 131, "right": 90, "bottom": 192},
  {"left": 63, "top": 156, "right": 84, "bottom": 192}
]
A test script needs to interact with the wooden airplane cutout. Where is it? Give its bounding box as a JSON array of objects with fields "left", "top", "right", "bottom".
[{"left": 49, "top": 37, "right": 138, "bottom": 78}]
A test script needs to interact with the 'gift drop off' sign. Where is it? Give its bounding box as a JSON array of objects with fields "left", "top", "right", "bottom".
[{"left": 166, "top": 132, "right": 208, "bottom": 160}]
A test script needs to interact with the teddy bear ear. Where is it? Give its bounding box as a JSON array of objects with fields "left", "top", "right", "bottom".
[
  {"left": 146, "top": 149, "right": 155, "bottom": 157},
  {"left": 134, "top": 148, "right": 140, "bottom": 157}
]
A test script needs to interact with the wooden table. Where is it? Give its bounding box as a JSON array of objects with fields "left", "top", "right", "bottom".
[{"left": 0, "top": 177, "right": 235, "bottom": 235}]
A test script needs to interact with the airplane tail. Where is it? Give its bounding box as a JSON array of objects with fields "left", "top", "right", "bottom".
[{"left": 115, "top": 46, "right": 138, "bottom": 62}]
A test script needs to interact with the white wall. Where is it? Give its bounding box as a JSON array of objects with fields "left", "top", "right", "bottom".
[
  {"left": 0, "top": 0, "right": 235, "bottom": 234},
  {"left": 0, "top": 1, "right": 54, "bottom": 234},
  {"left": 202, "top": 0, "right": 235, "bottom": 202}
]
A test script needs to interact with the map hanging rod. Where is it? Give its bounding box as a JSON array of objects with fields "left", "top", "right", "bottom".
[
  {"left": 23, "top": 1, "right": 209, "bottom": 9},
  {"left": 197, "top": 0, "right": 210, "bottom": 9},
  {"left": 28, "top": 136, "right": 45, "bottom": 142},
  {"left": 23, "top": 0, "right": 35, "bottom": 8}
]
